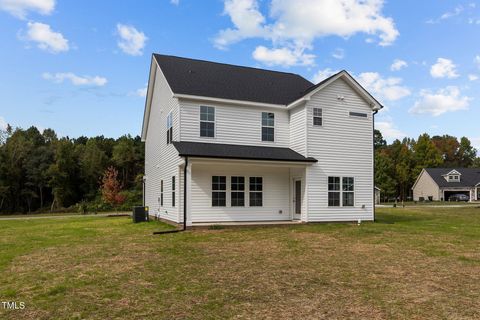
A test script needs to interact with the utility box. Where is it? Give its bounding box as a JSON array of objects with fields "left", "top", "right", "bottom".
[{"left": 132, "top": 206, "right": 149, "bottom": 223}]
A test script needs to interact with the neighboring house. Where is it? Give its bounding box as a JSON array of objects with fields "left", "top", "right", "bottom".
[
  {"left": 141, "top": 54, "right": 383, "bottom": 226},
  {"left": 375, "top": 186, "right": 381, "bottom": 204},
  {"left": 412, "top": 168, "right": 480, "bottom": 202}
]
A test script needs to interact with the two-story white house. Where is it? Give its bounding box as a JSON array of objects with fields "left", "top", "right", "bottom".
[{"left": 141, "top": 54, "right": 382, "bottom": 226}]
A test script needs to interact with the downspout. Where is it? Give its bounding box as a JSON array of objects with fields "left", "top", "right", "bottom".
[
  {"left": 183, "top": 156, "right": 188, "bottom": 231},
  {"left": 372, "top": 109, "right": 378, "bottom": 221},
  {"left": 153, "top": 156, "right": 188, "bottom": 235}
]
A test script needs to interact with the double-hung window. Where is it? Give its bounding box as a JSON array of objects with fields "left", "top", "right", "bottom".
[
  {"left": 231, "top": 176, "right": 245, "bottom": 206},
  {"left": 212, "top": 176, "right": 226, "bottom": 206},
  {"left": 171, "top": 176, "right": 175, "bottom": 207},
  {"left": 342, "top": 177, "right": 354, "bottom": 206},
  {"left": 166, "top": 112, "right": 173, "bottom": 144},
  {"left": 160, "top": 180, "right": 164, "bottom": 206},
  {"left": 261, "top": 112, "right": 274, "bottom": 141},
  {"left": 313, "top": 108, "right": 322, "bottom": 126},
  {"left": 200, "top": 106, "right": 215, "bottom": 137},
  {"left": 328, "top": 177, "right": 354, "bottom": 207},
  {"left": 328, "top": 177, "right": 340, "bottom": 206},
  {"left": 249, "top": 177, "right": 263, "bottom": 206}
]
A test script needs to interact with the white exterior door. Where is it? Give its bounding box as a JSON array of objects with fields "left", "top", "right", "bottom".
[{"left": 294, "top": 179, "right": 302, "bottom": 219}]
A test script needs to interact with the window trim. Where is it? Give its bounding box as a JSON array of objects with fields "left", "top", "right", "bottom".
[
  {"left": 166, "top": 112, "right": 173, "bottom": 144},
  {"left": 212, "top": 176, "right": 227, "bottom": 207},
  {"left": 249, "top": 176, "right": 263, "bottom": 207},
  {"left": 313, "top": 107, "right": 323, "bottom": 126},
  {"left": 328, "top": 176, "right": 355, "bottom": 207},
  {"left": 200, "top": 106, "right": 215, "bottom": 138},
  {"left": 231, "top": 176, "right": 245, "bottom": 207},
  {"left": 261, "top": 112, "right": 275, "bottom": 142}
]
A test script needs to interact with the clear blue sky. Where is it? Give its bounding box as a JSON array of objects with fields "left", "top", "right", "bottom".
[{"left": 0, "top": 0, "right": 479, "bottom": 149}]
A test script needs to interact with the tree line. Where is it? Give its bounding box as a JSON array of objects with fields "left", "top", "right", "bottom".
[
  {"left": 0, "top": 125, "right": 144, "bottom": 213},
  {"left": 1, "top": 124, "right": 479, "bottom": 213},
  {"left": 375, "top": 130, "right": 479, "bottom": 201}
]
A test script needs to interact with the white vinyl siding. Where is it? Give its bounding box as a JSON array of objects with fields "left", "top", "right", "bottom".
[
  {"left": 289, "top": 105, "right": 306, "bottom": 155},
  {"left": 305, "top": 78, "right": 374, "bottom": 222},
  {"left": 190, "top": 162, "right": 291, "bottom": 222},
  {"left": 144, "top": 64, "right": 182, "bottom": 222},
  {"left": 179, "top": 101, "right": 290, "bottom": 147}
]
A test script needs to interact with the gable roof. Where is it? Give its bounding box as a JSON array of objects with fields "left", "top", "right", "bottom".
[
  {"left": 424, "top": 168, "right": 480, "bottom": 188},
  {"left": 172, "top": 141, "right": 317, "bottom": 163},
  {"left": 154, "top": 54, "right": 314, "bottom": 105},
  {"left": 142, "top": 54, "right": 384, "bottom": 140}
]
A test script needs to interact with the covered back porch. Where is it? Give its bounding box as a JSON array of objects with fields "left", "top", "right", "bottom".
[{"left": 173, "top": 141, "right": 317, "bottom": 226}]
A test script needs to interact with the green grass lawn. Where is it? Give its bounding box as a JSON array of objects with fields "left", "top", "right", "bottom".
[{"left": 0, "top": 207, "right": 479, "bottom": 319}]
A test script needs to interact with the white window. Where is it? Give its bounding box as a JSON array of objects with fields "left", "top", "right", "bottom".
[
  {"left": 313, "top": 108, "right": 322, "bottom": 126},
  {"left": 200, "top": 106, "right": 215, "bottom": 137},
  {"left": 171, "top": 176, "right": 175, "bottom": 207},
  {"left": 166, "top": 112, "right": 173, "bottom": 144},
  {"left": 212, "top": 176, "right": 226, "bottom": 206},
  {"left": 328, "top": 177, "right": 340, "bottom": 206},
  {"left": 249, "top": 177, "right": 263, "bottom": 206},
  {"left": 231, "top": 176, "right": 245, "bottom": 207},
  {"left": 160, "top": 180, "right": 163, "bottom": 206},
  {"left": 349, "top": 111, "right": 367, "bottom": 118},
  {"left": 261, "top": 112, "right": 274, "bottom": 141},
  {"left": 328, "top": 177, "right": 354, "bottom": 207},
  {"left": 342, "top": 177, "right": 354, "bottom": 206}
]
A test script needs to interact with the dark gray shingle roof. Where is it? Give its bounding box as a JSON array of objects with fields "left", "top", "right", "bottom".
[
  {"left": 153, "top": 54, "right": 317, "bottom": 105},
  {"left": 172, "top": 141, "right": 317, "bottom": 163},
  {"left": 425, "top": 168, "right": 480, "bottom": 187}
]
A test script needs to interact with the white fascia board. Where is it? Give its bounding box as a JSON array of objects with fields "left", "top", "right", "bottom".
[
  {"left": 287, "top": 71, "right": 383, "bottom": 111},
  {"left": 188, "top": 157, "right": 314, "bottom": 167},
  {"left": 173, "top": 93, "right": 286, "bottom": 109},
  {"left": 141, "top": 57, "right": 157, "bottom": 141}
]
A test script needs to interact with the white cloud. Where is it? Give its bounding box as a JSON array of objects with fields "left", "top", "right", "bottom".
[
  {"left": 471, "top": 137, "right": 480, "bottom": 151},
  {"left": 468, "top": 74, "right": 478, "bottom": 81},
  {"left": 0, "top": 0, "right": 54, "bottom": 19},
  {"left": 116, "top": 24, "right": 147, "bottom": 56},
  {"left": 311, "top": 68, "right": 339, "bottom": 83},
  {"left": 170, "top": 0, "right": 179, "bottom": 4},
  {"left": 331, "top": 48, "right": 344, "bottom": 60},
  {"left": 357, "top": 72, "right": 410, "bottom": 101},
  {"left": 214, "top": 0, "right": 398, "bottom": 65},
  {"left": 430, "top": 58, "right": 459, "bottom": 78},
  {"left": 42, "top": 72, "right": 107, "bottom": 86},
  {"left": 410, "top": 86, "right": 471, "bottom": 116},
  {"left": 252, "top": 45, "right": 314, "bottom": 67},
  {"left": 475, "top": 55, "right": 480, "bottom": 68},
  {"left": 390, "top": 59, "right": 407, "bottom": 71},
  {"left": 24, "top": 21, "right": 69, "bottom": 53},
  {"left": 376, "top": 119, "right": 406, "bottom": 141},
  {"left": 214, "top": 0, "right": 266, "bottom": 49},
  {"left": 134, "top": 84, "right": 147, "bottom": 97},
  {"left": 426, "top": 5, "right": 464, "bottom": 24},
  {"left": 0, "top": 116, "right": 7, "bottom": 130}
]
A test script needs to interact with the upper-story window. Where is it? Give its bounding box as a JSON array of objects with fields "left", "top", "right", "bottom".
[
  {"left": 349, "top": 111, "right": 368, "bottom": 118},
  {"left": 313, "top": 108, "right": 322, "bottom": 126},
  {"left": 261, "top": 112, "right": 274, "bottom": 141},
  {"left": 200, "top": 106, "right": 215, "bottom": 137},
  {"left": 166, "top": 112, "right": 173, "bottom": 144},
  {"left": 448, "top": 175, "right": 460, "bottom": 182}
]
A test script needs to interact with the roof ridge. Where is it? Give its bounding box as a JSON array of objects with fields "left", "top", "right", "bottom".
[{"left": 153, "top": 53, "right": 313, "bottom": 83}]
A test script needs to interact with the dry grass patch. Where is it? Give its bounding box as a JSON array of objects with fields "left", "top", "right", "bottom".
[{"left": 0, "top": 207, "right": 479, "bottom": 319}]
